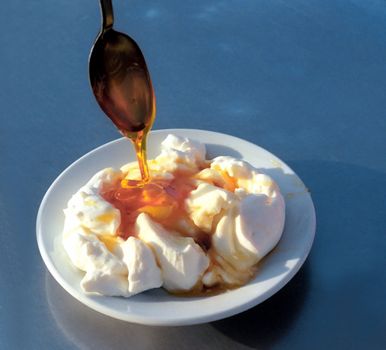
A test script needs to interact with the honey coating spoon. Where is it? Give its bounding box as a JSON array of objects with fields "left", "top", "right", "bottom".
[{"left": 89, "top": 0, "right": 156, "bottom": 186}]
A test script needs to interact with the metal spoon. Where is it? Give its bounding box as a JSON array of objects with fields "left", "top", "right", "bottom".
[{"left": 89, "top": 0, "right": 155, "bottom": 184}]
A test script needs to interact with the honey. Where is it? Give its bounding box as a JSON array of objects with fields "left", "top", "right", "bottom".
[{"left": 101, "top": 170, "right": 201, "bottom": 241}]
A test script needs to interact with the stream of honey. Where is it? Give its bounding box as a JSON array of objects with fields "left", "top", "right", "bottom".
[{"left": 101, "top": 170, "right": 200, "bottom": 241}]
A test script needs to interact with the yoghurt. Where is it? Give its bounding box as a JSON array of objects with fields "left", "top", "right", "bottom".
[{"left": 62, "top": 135, "right": 285, "bottom": 297}]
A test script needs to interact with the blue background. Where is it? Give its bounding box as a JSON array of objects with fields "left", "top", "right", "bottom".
[{"left": 1, "top": 1, "right": 385, "bottom": 349}]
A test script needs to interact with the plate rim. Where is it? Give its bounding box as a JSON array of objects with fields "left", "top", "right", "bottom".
[{"left": 36, "top": 128, "right": 316, "bottom": 326}]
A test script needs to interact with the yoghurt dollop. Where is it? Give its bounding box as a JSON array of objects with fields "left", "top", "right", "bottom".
[{"left": 62, "top": 134, "right": 285, "bottom": 297}]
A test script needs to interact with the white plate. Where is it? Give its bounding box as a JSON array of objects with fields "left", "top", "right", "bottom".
[{"left": 37, "top": 129, "right": 316, "bottom": 326}]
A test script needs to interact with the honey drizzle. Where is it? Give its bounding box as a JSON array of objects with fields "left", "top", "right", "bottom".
[
  {"left": 130, "top": 129, "right": 150, "bottom": 184},
  {"left": 106, "top": 68, "right": 156, "bottom": 188},
  {"left": 121, "top": 129, "right": 152, "bottom": 188},
  {"left": 101, "top": 170, "right": 201, "bottom": 241}
]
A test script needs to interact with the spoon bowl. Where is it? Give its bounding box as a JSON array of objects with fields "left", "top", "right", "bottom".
[{"left": 89, "top": 0, "right": 155, "bottom": 183}]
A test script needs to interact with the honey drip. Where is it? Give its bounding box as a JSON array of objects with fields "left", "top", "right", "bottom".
[
  {"left": 101, "top": 171, "right": 200, "bottom": 241},
  {"left": 121, "top": 128, "right": 152, "bottom": 188},
  {"left": 113, "top": 79, "right": 156, "bottom": 189}
]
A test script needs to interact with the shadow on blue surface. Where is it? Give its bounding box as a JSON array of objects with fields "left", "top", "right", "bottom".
[{"left": 211, "top": 262, "right": 310, "bottom": 348}]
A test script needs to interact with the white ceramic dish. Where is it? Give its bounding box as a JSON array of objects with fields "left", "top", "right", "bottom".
[{"left": 36, "top": 129, "right": 316, "bottom": 326}]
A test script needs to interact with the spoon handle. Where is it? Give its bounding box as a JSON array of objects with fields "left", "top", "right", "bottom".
[{"left": 99, "top": 0, "right": 114, "bottom": 32}]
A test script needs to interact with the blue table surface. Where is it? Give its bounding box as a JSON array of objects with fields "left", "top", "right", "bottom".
[{"left": 1, "top": 1, "right": 385, "bottom": 349}]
